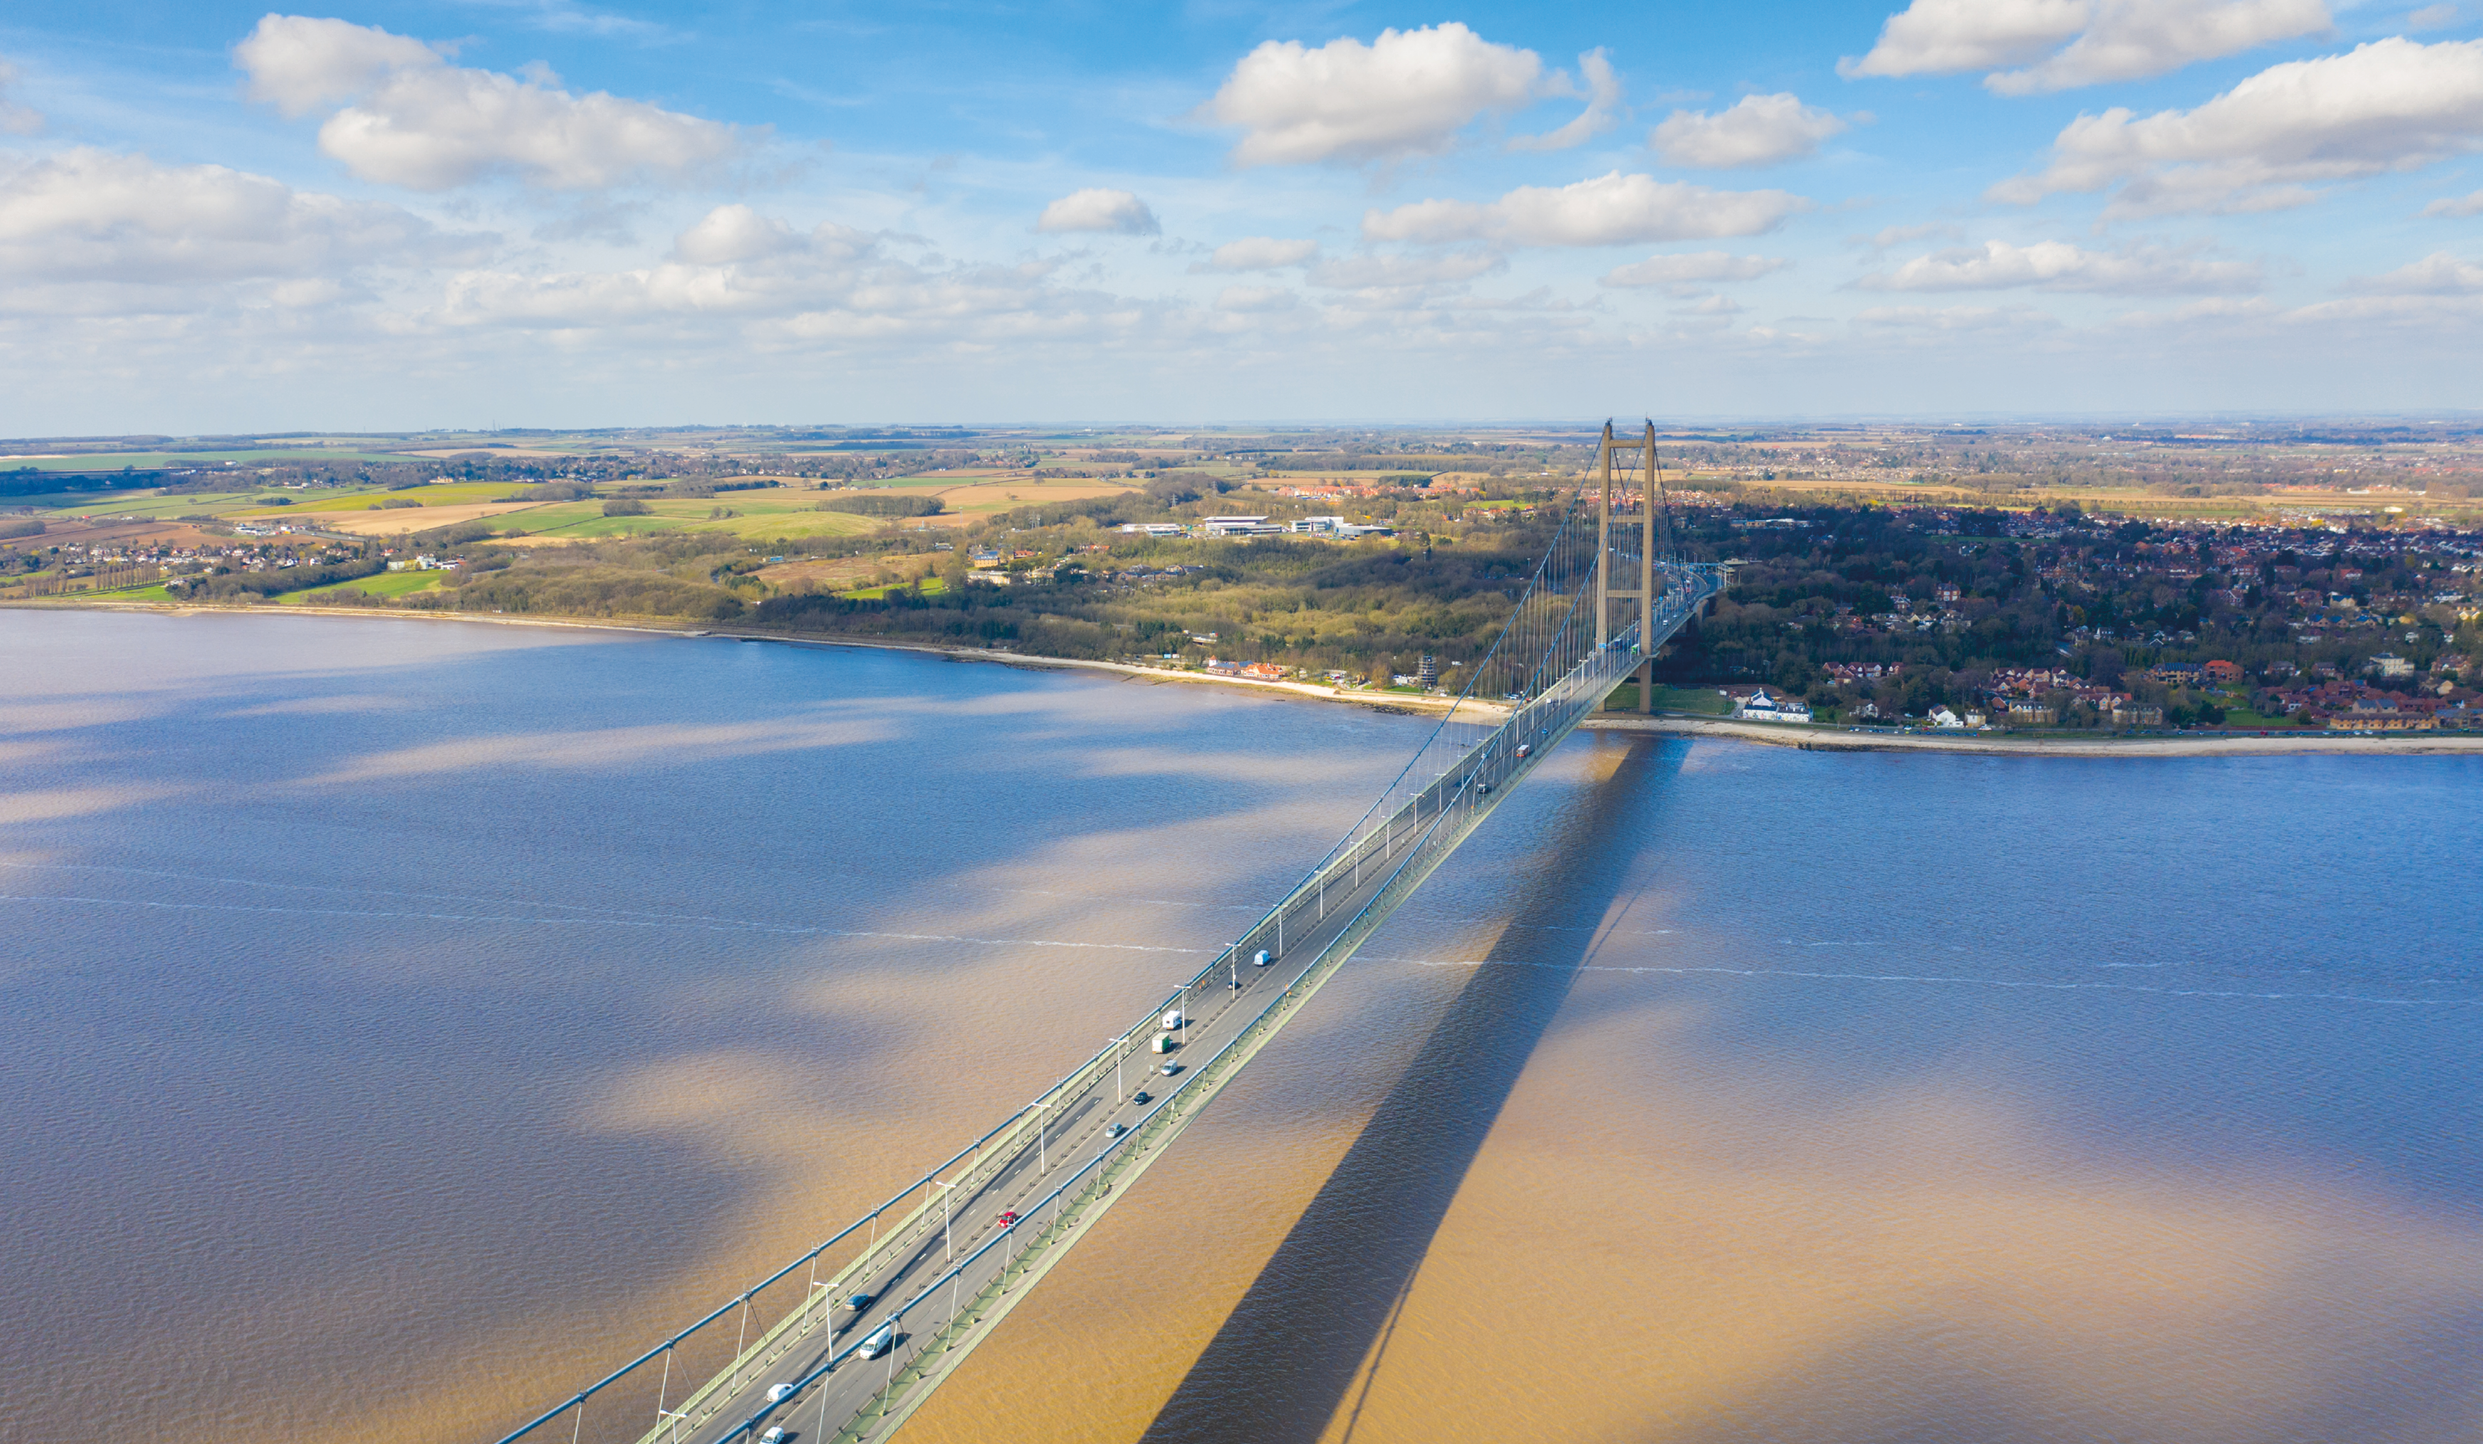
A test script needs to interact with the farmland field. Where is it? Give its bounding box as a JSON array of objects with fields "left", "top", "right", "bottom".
[
  {"left": 239, "top": 482, "right": 551, "bottom": 514},
  {"left": 279, "top": 570, "right": 447, "bottom": 602}
]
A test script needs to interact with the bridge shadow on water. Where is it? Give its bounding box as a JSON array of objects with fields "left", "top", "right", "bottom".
[{"left": 1139, "top": 735, "right": 1675, "bottom": 1444}]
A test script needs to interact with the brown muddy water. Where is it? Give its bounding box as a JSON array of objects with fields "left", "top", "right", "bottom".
[{"left": 7, "top": 611, "right": 2482, "bottom": 1444}]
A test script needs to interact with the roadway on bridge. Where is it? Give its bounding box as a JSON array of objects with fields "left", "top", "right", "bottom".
[{"left": 657, "top": 744, "right": 1501, "bottom": 1444}]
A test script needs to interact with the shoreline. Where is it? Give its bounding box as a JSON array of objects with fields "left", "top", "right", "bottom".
[
  {"left": 1583, "top": 714, "right": 2483, "bottom": 757},
  {"left": 22, "top": 598, "right": 2483, "bottom": 756}
]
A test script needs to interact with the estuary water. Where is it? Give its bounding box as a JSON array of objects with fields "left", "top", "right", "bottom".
[{"left": 5, "top": 610, "right": 2481, "bottom": 1444}]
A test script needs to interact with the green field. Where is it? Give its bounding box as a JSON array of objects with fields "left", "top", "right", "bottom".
[
  {"left": 280, "top": 569, "right": 447, "bottom": 602},
  {"left": 841, "top": 576, "right": 950, "bottom": 600},
  {"left": 62, "top": 581, "right": 177, "bottom": 602},
  {"left": 56, "top": 489, "right": 383, "bottom": 520},
  {"left": 505, "top": 497, "right": 885, "bottom": 542},
  {"left": 1600, "top": 683, "right": 1732, "bottom": 714}
]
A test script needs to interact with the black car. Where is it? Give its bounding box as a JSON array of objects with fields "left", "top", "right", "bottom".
[{"left": 1131, "top": 1089, "right": 1151, "bottom": 1105}]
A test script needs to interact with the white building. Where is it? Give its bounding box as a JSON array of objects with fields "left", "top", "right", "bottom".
[{"left": 1732, "top": 688, "right": 1814, "bottom": 723}]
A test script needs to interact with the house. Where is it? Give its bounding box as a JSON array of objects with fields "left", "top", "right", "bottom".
[
  {"left": 1929, "top": 706, "right": 1965, "bottom": 728},
  {"left": 2369, "top": 654, "right": 2415, "bottom": 678},
  {"left": 1240, "top": 662, "right": 1284, "bottom": 681},
  {"left": 1200, "top": 515, "right": 1280, "bottom": 537},
  {"left": 2204, "top": 660, "right": 2243, "bottom": 683},
  {"left": 2006, "top": 701, "right": 2059, "bottom": 725},
  {"left": 2110, "top": 701, "right": 2165, "bottom": 726},
  {"left": 1732, "top": 688, "right": 1814, "bottom": 723}
]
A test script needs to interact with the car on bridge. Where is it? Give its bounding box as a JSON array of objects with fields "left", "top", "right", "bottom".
[
  {"left": 858, "top": 1323, "right": 899, "bottom": 1360},
  {"left": 766, "top": 1383, "right": 797, "bottom": 1403},
  {"left": 997, "top": 1210, "right": 1020, "bottom": 1228},
  {"left": 1131, "top": 1089, "right": 1150, "bottom": 1104},
  {"left": 1107, "top": 1122, "right": 1127, "bottom": 1138},
  {"left": 1253, "top": 949, "right": 1271, "bottom": 966},
  {"left": 1160, "top": 1061, "right": 1182, "bottom": 1076}
]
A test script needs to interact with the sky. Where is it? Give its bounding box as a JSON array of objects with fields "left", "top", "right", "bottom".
[{"left": 3, "top": 1, "right": 2482, "bottom": 432}]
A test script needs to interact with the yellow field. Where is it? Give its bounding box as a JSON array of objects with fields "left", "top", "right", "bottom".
[
  {"left": 924, "top": 478, "right": 1142, "bottom": 515},
  {"left": 304, "top": 502, "right": 548, "bottom": 535}
]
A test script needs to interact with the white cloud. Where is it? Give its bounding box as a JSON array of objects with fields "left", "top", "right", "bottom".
[
  {"left": 1510, "top": 49, "right": 1623, "bottom": 153},
  {"left": 2422, "top": 187, "right": 2483, "bottom": 215},
  {"left": 1650, "top": 94, "right": 1851, "bottom": 168},
  {"left": 233, "top": 14, "right": 742, "bottom": 190},
  {"left": 1361, "top": 172, "right": 1806, "bottom": 248},
  {"left": 2344, "top": 249, "right": 2483, "bottom": 291},
  {"left": 1034, "top": 188, "right": 1159, "bottom": 236},
  {"left": 1859, "top": 221, "right": 1965, "bottom": 248},
  {"left": 1214, "top": 284, "right": 1297, "bottom": 312},
  {"left": 1840, "top": 0, "right": 2092, "bottom": 78},
  {"left": 1857, "top": 239, "right": 2262, "bottom": 293},
  {"left": 442, "top": 203, "right": 1146, "bottom": 350},
  {"left": 1853, "top": 303, "right": 2062, "bottom": 332},
  {"left": 1990, "top": 38, "right": 2483, "bottom": 216},
  {"left": 1205, "top": 237, "right": 1318, "bottom": 271},
  {"left": 0, "top": 147, "right": 473, "bottom": 295},
  {"left": 1308, "top": 252, "right": 1506, "bottom": 288},
  {"left": 1673, "top": 294, "right": 1744, "bottom": 316},
  {"left": 671, "top": 204, "right": 800, "bottom": 264},
  {"left": 0, "top": 59, "right": 45, "bottom": 136},
  {"left": 1202, "top": 23, "right": 1543, "bottom": 166},
  {"left": 1987, "top": 0, "right": 2331, "bottom": 94},
  {"left": 2108, "top": 295, "right": 2276, "bottom": 327},
  {"left": 1600, "top": 251, "right": 1791, "bottom": 289},
  {"left": 2409, "top": 4, "right": 2463, "bottom": 31},
  {"left": 1841, "top": 0, "right": 2330, "bottom": 94},
  {"left": 234, "top": 15, "right": 440, "bottom": 116}
]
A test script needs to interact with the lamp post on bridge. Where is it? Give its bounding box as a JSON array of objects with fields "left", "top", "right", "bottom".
[{"left": 929, "top": 1176, "right": 958, "bottom": 1261}]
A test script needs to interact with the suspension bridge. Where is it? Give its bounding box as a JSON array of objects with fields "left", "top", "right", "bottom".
[{"left": 486, "top": 424, "right": 1728, "bottom": 1444}]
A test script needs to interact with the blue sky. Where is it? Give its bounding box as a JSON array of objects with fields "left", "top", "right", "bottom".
[{"left": 2, "top": 1, "right": 2480, "bottom": 430}]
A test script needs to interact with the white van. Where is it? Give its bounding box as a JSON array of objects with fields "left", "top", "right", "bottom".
[
  {"left": 1161, "top": 1009, "right": 1185, "bottom": 1029},
  {"left": 858, "top": 1323, "right": 897, "bottom": 1359}
]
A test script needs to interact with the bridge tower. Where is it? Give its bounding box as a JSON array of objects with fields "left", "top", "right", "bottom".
[{"left": 1595, "top": 420, "right": 1662, "bottom": 713}]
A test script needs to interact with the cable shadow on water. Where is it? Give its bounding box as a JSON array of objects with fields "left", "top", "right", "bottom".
[{"left": 1139, "top": 735, "right": 1678, "bottom": 1444}]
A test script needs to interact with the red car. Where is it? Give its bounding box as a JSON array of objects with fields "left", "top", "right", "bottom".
[{"left": 997, "top": 1210, "right": 1020, "bottom": 1228}]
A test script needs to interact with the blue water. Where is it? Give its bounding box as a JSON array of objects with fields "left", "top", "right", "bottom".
[{"left": 5, "top": 610, "right": 2480, "bottom": 1444}]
